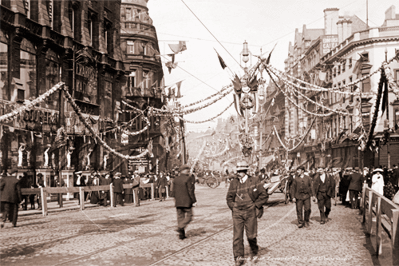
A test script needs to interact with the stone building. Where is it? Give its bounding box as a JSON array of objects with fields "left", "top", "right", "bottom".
[
  {"left": 284, "top": 6, "right": 399, "bottom": 169},
  {"left": 0, "top": 0, "right": 125, "bottom": 181},
  {"left": 119, "top": 0, "right": 170, "bottom": 173}
]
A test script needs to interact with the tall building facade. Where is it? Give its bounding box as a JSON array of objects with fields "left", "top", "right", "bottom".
[
  {"left": 284, "top": 6, "right": 399, "bottom": 169},
  {"left": 119, "top": 0, "right": 169, "bottom": 173},
  {"left": 0, "top": 0, "right": 125, "bottom": 179}
]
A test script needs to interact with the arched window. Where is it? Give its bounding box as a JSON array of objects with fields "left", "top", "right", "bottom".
[
  {"left": 0, "top": 30, "right": 8, "bottom": 100},
  {"left": 20, "top": 38, "right": 37, "bottom": 101},
  {"left": 44, "top": 49, "right": 60, "bottom": 110}
]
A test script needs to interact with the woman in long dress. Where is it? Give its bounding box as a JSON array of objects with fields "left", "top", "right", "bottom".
[{"left": 371, "top": 168, "right": 385, "bottom": 195}]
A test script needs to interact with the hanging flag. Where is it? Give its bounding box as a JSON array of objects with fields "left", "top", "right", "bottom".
[
  {"left": 168, "top": 41, "right": 187, "bottom": 54},
  {"left": 248, "top": 75, "right": 258, "bottom": 91},
  {"left": 165, "top": 61, "right": 178, "bottom": 74},
  {"left": 266, "top": 43, "right": 277, "bottom": 65},
  {"left": 176, "top": 81, "right": 183, "bottom": 98},
  {"left": 232, "top": 74, "right": 242, "bottom": 94},
  {"left": 214, "top": 49, "right": 227, "bottom": 69},
  {"left": 381, "top": 73, "right": 389, "bottom": 117},
  {"left": 352, "top": 53, "right": 366, "bottom": 74}
]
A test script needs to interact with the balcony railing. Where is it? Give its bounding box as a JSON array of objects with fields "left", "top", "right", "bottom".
[
  {"left": 0, "top": 5, "right": 15, "bottom": 25},
  {"left": 25, "top": 18, "right": 42, "bottom": 36}
]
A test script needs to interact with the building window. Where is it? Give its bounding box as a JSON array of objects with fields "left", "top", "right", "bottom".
[
  {"left": 68, "top": 3, "right": 74, "bottom": 36},
  {"left": 126, "top": 8, "right": 131, "bottom": 20},
  {"left": 143, "top": 71, "right": 150, "bottom": 89},
  {"left": 0, "top": 30, "right": 8, "bottom": 100},
  {"left": 20, "top": 39, "right": 37, "bottom": 101},
  {"left": 44, "top": 49, "right": 59, "bottom": 110},
  {"left": 30, "top": 0, "right": 39, "bottom": 22},
  {"left": 361, "top": 52, "right": 369, "bottom": 62},
  {"left": 394, "top": 69, "right": 399, "bottom": 86},
  {"left": 53, "top": 0, "right": 61, "bottom": 32},
  {"left": 337, "top": 65, "right": 341, "bottom": 75},
  {"left": 349, "top": 58, "right": 352, "bottom": 68},
  {"left": 342, "top": 59, "right": 346, "bottom": 72},
  {"left": 88, "top": 17, "right": 93, "bottom": 46},
  {"left": 75, "top": 63, "right": 97, "bottom": 105},
  {"left": 395, "top": 109, "right": 399, "bottom": 129},
  {"left": 104, "top": 80, "right": 112, "bottom": 119},
  {"left": 72, "top": 3, "right": 81, "bottom": 41},
  {"left": 1, "top": 0, "right": 11, "bottom": 8},
  {"left": 127, "top": 41, "right": 134, "bottom": 54},
  {"left": 333, "top": 68, "right": 336, "bottom": 77}
]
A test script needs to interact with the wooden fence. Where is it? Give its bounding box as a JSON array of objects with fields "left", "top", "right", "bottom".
[
  {"left": 361, "top": 184, "right": 399, "bottom": 262},
  {"left": 21, "top": 183, "right": 155, "bottom": 217}
]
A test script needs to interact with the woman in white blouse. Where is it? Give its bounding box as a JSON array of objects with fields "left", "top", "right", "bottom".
[{"left": 371, "top": 168, "right": 385, "bottom": 195}]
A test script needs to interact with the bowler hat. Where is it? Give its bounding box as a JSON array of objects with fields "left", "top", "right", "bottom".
[
  {"left": 236, "top": 161, "right": 249, "bottom": 171},
  {"left": 180, "top": 165, "right": 190, "bottom": 172}
]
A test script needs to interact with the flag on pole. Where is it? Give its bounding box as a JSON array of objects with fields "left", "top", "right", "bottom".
[
  {"left": 232, "top": 74, "right": 241, "bottom": 93},
  {"left": 214, "top": 49, "right": 227, "bottom": 69},
  {"left": 176, "top": 81, "right": 183, "bottom": 98},
  {"left": 165, "top": 61, "right": 178, "bottom": 74},
  {"left": 266, "top": 43, "right": 277, "bottom": 65}
]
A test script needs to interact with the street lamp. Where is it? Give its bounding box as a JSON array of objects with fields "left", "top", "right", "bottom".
[{"left": 240, "top": 41, "right": 252, "bottom": 71}]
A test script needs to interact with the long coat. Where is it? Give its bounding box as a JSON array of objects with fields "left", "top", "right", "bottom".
[
  {"left": 312, "top": 173, "right": 335, "bottom": 198},
  {"left": 348, "top": 173, "right": 364, "bottom": 192},
  {"left": 173, "top": 173, "right": 196, "bottom": 208},
  {"left": 113, "top": 178, "right": 124, "bottom": 193},
  {"left": 0, "top": 176, "right": 22, "bottom": 204}
]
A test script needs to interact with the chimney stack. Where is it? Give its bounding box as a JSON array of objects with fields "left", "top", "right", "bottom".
[{"left": 324, "top": 8, "right": 339, "bottom": 35}]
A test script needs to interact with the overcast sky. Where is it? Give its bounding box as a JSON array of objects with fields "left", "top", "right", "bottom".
[{"left": 147, "top": 0, "right": 398, "bottom": 132}]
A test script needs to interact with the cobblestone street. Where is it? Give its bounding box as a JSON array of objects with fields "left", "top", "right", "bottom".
[{"left": 0, "top": 185, "right": 394, "bottom": 266}]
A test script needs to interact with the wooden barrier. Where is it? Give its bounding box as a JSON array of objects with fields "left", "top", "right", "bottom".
[
  {"left": 20, "top": 183, "right": 156, "bottom": 215},
  {"left": 361, "top": 183, "right": 399, "bottom": 261}
]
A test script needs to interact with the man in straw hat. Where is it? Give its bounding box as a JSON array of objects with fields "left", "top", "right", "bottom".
[
  {"left": 290, "top": 166, "right": 314, "bottom": 228},
  {"left": 226, "top": 161, "right": 268, "bottom": 266}
]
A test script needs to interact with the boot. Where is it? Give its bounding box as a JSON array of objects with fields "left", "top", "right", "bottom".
[{"left": 177, "top": 228, "right": 186, "bottom": 240}]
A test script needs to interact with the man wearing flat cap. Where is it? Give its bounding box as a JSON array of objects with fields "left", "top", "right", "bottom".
[
  {"left": 226, "top": 161, "right": 268, "bottom": 266},
  {"left": 290, "top": 166, "right": 314, "bottom": 228},
  {"left": 173, "top": 164, "right": 196, "bottom": 240}
]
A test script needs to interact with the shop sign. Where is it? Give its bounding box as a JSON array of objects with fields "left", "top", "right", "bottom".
[{"left": 21, "top": 109, "right": 59, "bottom": 125}]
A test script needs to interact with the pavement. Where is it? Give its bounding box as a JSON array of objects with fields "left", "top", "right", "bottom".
[{"left": 0, "top": 185, "right": 397, "bottom": 266}]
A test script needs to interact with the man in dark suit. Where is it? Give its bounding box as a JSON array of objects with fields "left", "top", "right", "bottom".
[
  {"left": 226, "top": 161, "right": 268, "bottom": 266},
  {"left": 173, "top": 165, "right": 196, "bottom": 240},
  {"left": 290, "top": 166, "right": 314, "bottom": 228},
  {"left": 348, "top": 167, "right": 364, "bottom": 209},
  {"left": 313, "top": 167, "right": 335, "bottom": 224},
  {"left": 1, "top": 170, "right": 22, "bottom": 228},
  {"left": 112, "top": 172, "right": 124, "bottom": 207}
]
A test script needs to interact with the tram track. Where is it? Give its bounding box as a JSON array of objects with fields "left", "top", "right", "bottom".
[{"left": 52, "top": 199, "right": 288, "bottom": 266}]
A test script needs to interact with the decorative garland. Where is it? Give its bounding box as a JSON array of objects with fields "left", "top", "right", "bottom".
[
  {"left": 121, "top": 117, "right": 150, "bottom": 136},
  {"left": 204, "top": 139, "right": 230, "bottom": 158},
  {"left": 221, "top": 156, "right": 241, "bottom": 168},
  {"left": 180, "top": 85, "right": 232, "bottom": 108},
  {"left": 0, "top": 82, "right": 64, "bottom": 123},
  {"left": 190, "top": 140, "right": 207, "bottom": 175},
  {"left": 121, "top": 100, "right": 146, "bottom": 114},
  {"left": 266, "top": 68, "right": 336, "bottom": 117},
  {"left": 267, "top": 64, "right": 379, "bottom": 95},
  {"left": 286, "top": 81, "right": 358, "bottom": 117},
  {"left": 274, "top": 117, "right": 316, "bottom": 152},
  {"left": 382, "top": 61, "right": 399, "bottom": 97},
  {"left": 365, "top": 69, "right": 385, "bottom": 149},
  {"left": 180, "top": 102, "right": 234, "bottom": 124},
  {"left": 266, "top": 63, "right": 358, "bottom": 117},
  {"left": 63, "top": 89, "right": 149, "bottom": 160},
  {"left": 153, "top": 89, "right": 233, "bottom": 116}
]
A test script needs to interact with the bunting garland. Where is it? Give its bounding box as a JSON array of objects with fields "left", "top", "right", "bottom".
[
  {"left": 180, "top": 85, "right": 231, "bottom": 108},
  {"left": 0, "top": 82, "right": 64, "bottom": 123},
  {"left": 63, "top": 89, "right": 149, "bottom": 160},
  {"left": 179, "top": 102, "right": 233, "bottom": 124}
]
